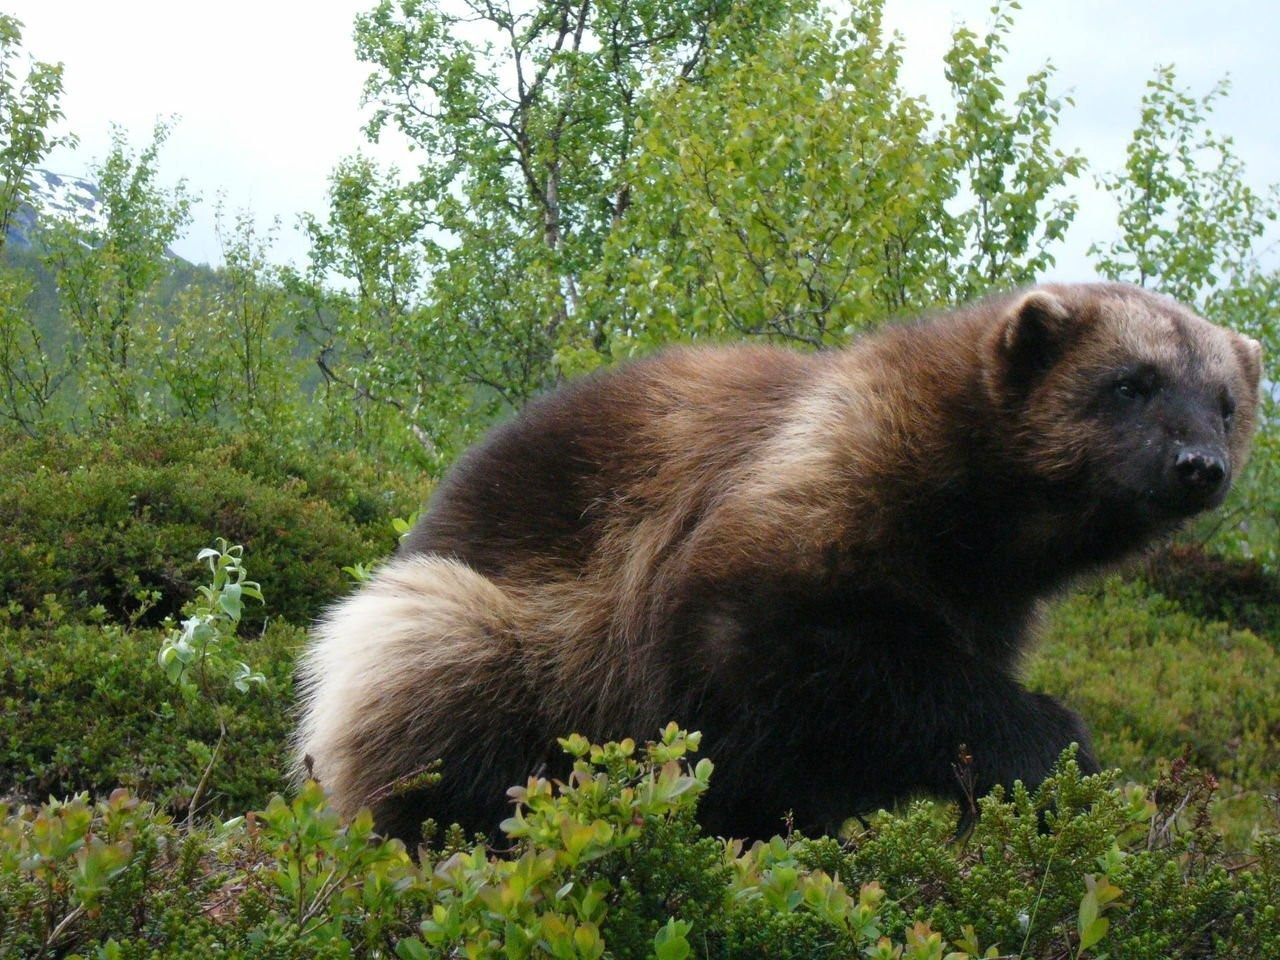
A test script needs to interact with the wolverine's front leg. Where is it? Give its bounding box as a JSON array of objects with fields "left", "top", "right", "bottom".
[
  {"left": 686, "top": 626, "right": 1100, "bottom": 840},
  {"left": 818, "top": 631, "right": 1100, "bottom": 805},
  {"left": 893, "top": 653, "right": 1101, "bottom": 817}
]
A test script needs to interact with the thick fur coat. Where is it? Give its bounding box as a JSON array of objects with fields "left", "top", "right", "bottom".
[{"left": 296, "top": 283, "right": 1262, "bottom": 841}]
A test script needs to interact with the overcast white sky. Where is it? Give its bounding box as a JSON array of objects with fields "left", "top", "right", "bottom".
[{"left": 7, "top": 0, "right": 1279, "bottom": 278}]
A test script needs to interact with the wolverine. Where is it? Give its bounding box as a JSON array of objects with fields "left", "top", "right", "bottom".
[{"left": 296, "top": 283, "right": 1262, "bottom": 842}]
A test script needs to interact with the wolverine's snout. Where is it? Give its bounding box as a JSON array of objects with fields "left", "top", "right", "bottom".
[
  {"left": 1162, "top": 444, "right": 1231, "bottom": 515},
  {"left": 1174, "top": 446, "right": 1227, "bottom": 493}
]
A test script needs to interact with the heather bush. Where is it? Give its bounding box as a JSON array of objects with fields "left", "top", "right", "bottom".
[
  {"left": 1139, "top": 542, "right": 1280, "bottom": 641},
  {"left": 0, "top": 613, "right": 297, "bottom": 818},
  {"left": 0, "top": 424, "right": 418, "bottom": 628},
  {"left": 1031, "top": 574, "right": 1280, "bottom": 849}
]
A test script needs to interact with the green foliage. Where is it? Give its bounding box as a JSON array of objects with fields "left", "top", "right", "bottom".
[
  {"left": 396, "top": 726, "right": 716, "bottom": 959},
  {"left": 0, "top": 265, "right": 61, "bottom": 433},
  {"left": 0, "top": 13, "right": 73, "bottom": 245},
  {"left": 594, "top": 0, "right": 1081, "bottom": 359},
  {"left": 291, "top": 154, "right": 443, "bottom": 462},
  {"left": 41, "top": 120, "right": 194, "bottom": 425},
  {"left": 0, "top": 14, "right": 74, "bottom": 434},
  {"left": 1, "top": 731, "right": 1277, "bottom": 959},
  {"left": 832, "top": 753, "right": 1277, "bottom": 959},
  {"left": 297, "top": 0, "right": 802, "bottom": 455},
  {"left": 722, "top": 835, "right": 891, "bottom": 958},
  {"left": 155, "top": 204, "right": 301, "bottom": 429},
  {"left": 158, "top": 538, "right": 265, "bottom": 695},
  {"left": 0, "top": 423, "right": 418, "bottom": 627},
  {"left": 157, "top": 539, "right": 269, "bottom": 829},
  {"left": 941, "top": 1, "right": 1083, "bottom": 301},
  {"left": 1030, "top": 574, "right": 1280, "bottom": 850},
  {"left": 3, "top": 0, "right": 1275, "bottom": 487},
  {"left": 593, "top": 5, "right": 945, "bottom": 351},
  {"left": 3, "top": 120, "right": 304, "bottom": 439},
  {"left": 0, "top": 616, "right": 297, "bottom": 817},
  {"left": 291, "top": 0, "right": 1089, "bottom": 448},
  {"left": 1091, "top": 66, "right": 1276, "bottom": 303},
  {"left": 1203, "top": 266, "right": 1280, "bottom": 569},
  {"left": 1139, "top": 543, "right": 1280, "bottom": 640}
]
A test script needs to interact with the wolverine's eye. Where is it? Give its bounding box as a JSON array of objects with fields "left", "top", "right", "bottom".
[
  {"left": 1114, "top": 378, "right": 1148, "bottom": 401},
  {"left": 1222, "top": 395, "right": 1236, "bottom": 426},
  {"left": 1112, "top": 367, "right": 1158, "bottom": 402}
]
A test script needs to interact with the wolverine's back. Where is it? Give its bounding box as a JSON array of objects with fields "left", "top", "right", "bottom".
[{"left": 399, "top": 345, "right": 814, "bottom": 583}]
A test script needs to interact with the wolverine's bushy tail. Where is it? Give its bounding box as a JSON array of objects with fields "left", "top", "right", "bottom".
[{"left": 294, "top": 555, "right": 532, "bottom": 824}]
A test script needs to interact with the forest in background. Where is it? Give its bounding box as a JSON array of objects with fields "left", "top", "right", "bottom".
[
  {"left": 3, "top": 0, "right": 1277, "bottom": 488},
  {"left": 2, "top": 2, "right": 1279, "bottom": 957}
]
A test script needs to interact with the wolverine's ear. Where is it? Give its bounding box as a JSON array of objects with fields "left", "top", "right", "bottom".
[
  {"left": 1233, "top": 333, "right": 1263, "bottom": 395},
  {"left": 991, "top": 290, "right": 1075, "bottom": 397},
  {"left": 1001, "top": 290, "right": 1073, "bottom": 371}
]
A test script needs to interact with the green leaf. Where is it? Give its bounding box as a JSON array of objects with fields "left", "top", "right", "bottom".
[
  {"left": 653, "top": 917, "right": 693, "bottom": 960},
  {"left": 1080, "top": 916, "right": 1110, "bottom": 952},
  {"left": 395, "top": 938, "right": 432, "bottom": 960}
]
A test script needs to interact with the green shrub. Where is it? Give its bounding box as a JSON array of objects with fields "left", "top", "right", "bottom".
[
  {"left": 1, "top": 732, "right": 1276, "bottom": 959},
  {"left": 0, "top": 615, "right": 297, "bottom": 817},
  {"left": 0, "top": 424, "right": 420, "bottom": 628},
  {"left": 1030, "top": 574, "right": 1280, "bottom": 847},
  {"left": 831, "top": 753, "right": 1280, "bottom": 959},
  {"left": 1139, "top": 542, "right": 1280, "bottom": 641}
]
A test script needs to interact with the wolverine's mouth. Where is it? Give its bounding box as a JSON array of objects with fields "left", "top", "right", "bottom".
[{"left": 1143, "top": 482, "right": 1230, "bottom": 519}]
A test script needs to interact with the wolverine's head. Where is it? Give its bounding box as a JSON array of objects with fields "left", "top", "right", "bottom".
[{"left": 985, "top": 283, "right": 1262, "bottom": 534}]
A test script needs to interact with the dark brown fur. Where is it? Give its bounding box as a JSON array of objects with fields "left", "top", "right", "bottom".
[{"left": 296, "top": 283, "right": 1262, "bottom": 841}]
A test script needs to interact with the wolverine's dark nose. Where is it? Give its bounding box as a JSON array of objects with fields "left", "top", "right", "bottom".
[{"left": 1174, "top": 448, "right": 1227, "bottom": 492}]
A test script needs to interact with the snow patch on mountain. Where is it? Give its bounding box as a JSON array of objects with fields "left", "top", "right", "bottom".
[{"left": 5, "top": 169, "right": 107, "bottom": 249}]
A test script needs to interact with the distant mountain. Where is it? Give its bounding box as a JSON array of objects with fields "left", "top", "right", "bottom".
[
  {"left": 5, "top": 169, "right": 108, "bottom": 251},
  {"left": 3, "top": 170, "right": 210, "bottom": 350}
]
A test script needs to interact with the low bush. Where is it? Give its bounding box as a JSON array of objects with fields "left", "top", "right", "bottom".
[
  {"left": 1031, "top": 575, "right": 1280, "bottom": 849},
  {"left": 0, "top": 613, "right": 298, "bottom": 818},
  {"left": 1139, "top": 541, "right": 1280, "bottom": 641},
  {"left": 1, "top": 730, "right": 1276, "bottom": 959},
  {"left": 0, "top": 424, "right": 420, "bottom": 628}
]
